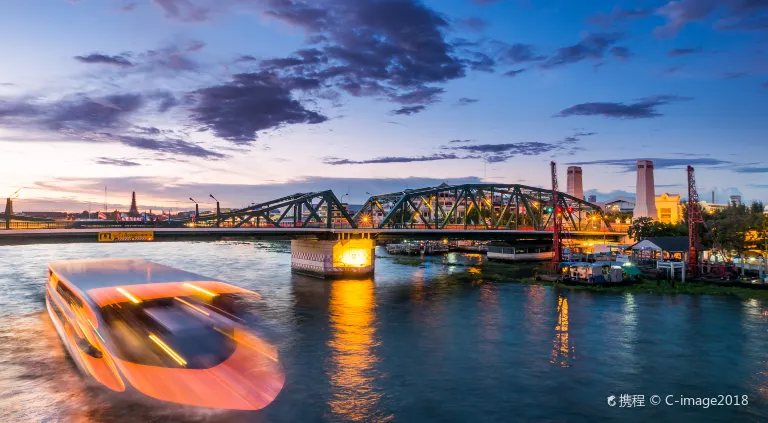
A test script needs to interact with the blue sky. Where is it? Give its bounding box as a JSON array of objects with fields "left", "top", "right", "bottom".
[{"left": 0, "top": 0, "right": 766, "bottom": 212}]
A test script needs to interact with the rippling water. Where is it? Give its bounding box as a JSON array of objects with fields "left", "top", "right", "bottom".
[{"left": 1, "top": 241, "right": 768, "bottom": 422}]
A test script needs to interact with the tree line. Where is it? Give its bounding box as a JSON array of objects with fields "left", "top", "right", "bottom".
[{"left": 628, "top": 202, "right": 767, "bottom": 264}]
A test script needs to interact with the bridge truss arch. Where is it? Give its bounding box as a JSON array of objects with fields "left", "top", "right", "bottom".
[
  {"left": 190, "top": 190, "right": 357, "bottom": 228},
  {"left": 352, "top": 183, "right": 610, "bottom": 231}
]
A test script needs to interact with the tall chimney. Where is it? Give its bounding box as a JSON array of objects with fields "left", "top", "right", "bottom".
[
  {"left": 712, "top": 190, "right": 715, "bottom": 204},
  {"left": 633, "top": 160, "right": 657, "bottom": 219},
  {"left": 566, "top": 166, "right": 583, "bottom": 199}
]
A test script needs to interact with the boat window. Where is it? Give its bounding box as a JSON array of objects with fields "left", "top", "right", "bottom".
[
  {"left": 56, "top": 281, "right": 84, "bottom": 309},
  {"left": 99, "top": 298, "right": 238, "bottom": 369}
]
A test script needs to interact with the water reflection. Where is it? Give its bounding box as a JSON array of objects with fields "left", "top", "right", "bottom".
[
  {"left": 326, "top": 280, "right": 391, "bottom": 422},
  {"left": 478, "top": 284, "right": 501, "bottom": 346},
  {"left": 620, "top": 293, "right": 638, "bottom": 372},
  {"left": 550, "top": 296, "right": 575, "bottom": 368}
]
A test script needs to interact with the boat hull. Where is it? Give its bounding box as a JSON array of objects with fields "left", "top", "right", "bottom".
[
  {"left": 487, "top": 251, "right": 554, "bottom": 262},
  {"left": 45, "top": 292, "right": 89, "bottom": 376}
]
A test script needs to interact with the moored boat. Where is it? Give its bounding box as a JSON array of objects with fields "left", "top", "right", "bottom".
[{"left": 486, "top": 241, "right": 554, "bottom": 262}]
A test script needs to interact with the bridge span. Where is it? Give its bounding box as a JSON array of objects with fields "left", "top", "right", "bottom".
[
  {"left": 3, "top": 182, "right": 626, "bottom": 278},
  {"left": 0, "top": 226, "right": 626, "bottom": 279},
  {"left": 0, "top": 227, "right": 625, "bottom": 244}
]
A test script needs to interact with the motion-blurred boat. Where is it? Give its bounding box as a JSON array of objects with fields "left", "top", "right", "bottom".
[{"left": 45, "top": 258, "right": 284, "bottom": 410}]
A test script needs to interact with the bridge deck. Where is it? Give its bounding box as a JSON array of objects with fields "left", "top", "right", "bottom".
[{"left": 0, "top": 227, "right": 625, "bottom": 245}]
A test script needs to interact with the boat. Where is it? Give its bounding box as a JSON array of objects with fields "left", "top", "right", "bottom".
[
  {"left": 45, "top": 258, "right": 284, "bottom": 410},
  {"left": 386, "top": 241, "right": 449, "bottom": 255},
  {"left": 556, "top": 261, "right": 641, "bottom": 285},
  {"left": 486, "top": 241, "right": 554, "bottom": 262}
]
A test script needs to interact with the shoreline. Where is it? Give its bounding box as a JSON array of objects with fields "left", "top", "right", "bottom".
[{"left": 382, "top": 254, "right": 768, "bottom": 301}]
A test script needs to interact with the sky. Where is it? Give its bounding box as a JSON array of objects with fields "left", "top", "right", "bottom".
[{"left": 0, "top": 0, "right": 766, "bottom": 213}]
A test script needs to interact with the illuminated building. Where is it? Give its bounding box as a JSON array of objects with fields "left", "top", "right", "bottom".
[{"left": 655, "top": 193, "right": 682, "bottom": 224}]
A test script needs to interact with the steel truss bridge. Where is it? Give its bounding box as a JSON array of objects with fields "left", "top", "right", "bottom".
[{"left": 190, "top": 184, "right": 611, "bottom": 233}]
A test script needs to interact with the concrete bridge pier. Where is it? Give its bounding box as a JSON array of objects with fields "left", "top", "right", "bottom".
[{"left": 290, "top": 235, "right": 375, "bottom": 279}]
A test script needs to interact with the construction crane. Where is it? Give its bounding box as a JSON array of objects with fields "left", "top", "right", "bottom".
[
  {"left": 551, "top": 161, "right": 562, "bottom": 268},
  {"left": 687, "top": 166, "right": 704, "bottom": 275},
  {"left": 4, "top": 189, "right": 21, "bottom": 230}
]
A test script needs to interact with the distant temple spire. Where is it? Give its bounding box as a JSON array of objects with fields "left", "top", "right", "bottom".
[{"left": 128, "top": 191, "right": 140, "bottom": 217}]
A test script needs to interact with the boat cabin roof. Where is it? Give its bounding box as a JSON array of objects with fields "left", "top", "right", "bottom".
[{"left": 48, "top": 258, "right": 220, "bottom": 292}]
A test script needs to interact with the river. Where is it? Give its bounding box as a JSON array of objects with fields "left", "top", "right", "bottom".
[{"left": 0, "top": 241, "right": 767, "bottom": 422}]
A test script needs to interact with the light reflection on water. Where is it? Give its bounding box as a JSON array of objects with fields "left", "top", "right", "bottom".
[
  {"left": 550, "top": 296, "right": 574, "bottom": 368},
  {"left": 1, "top": 241, "right": 768, "bottom": 422},
  {"left": 327, "top": 280, "right": 391, "bottom": 423}
]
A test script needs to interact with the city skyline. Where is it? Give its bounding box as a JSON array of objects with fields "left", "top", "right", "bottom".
[{"left": 1, "top": 0, "right": 766, "bottom": 212}]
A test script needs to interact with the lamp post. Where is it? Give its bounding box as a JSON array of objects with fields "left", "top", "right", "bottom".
[
  {"left": 210, "top": 194, "right": 220, "bottom": 227},
  {"left": 189, "top": 197, "right": 199, "bottom": 222},
  {"left": 365, "top": 192, "right": 374, "bottom": 227}
]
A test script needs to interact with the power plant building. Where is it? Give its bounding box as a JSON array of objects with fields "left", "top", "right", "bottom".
[
  {"left": 633, "top": 160, "right": 658, "bottom": 219},
  {"left": 566, "top": 166, "right": 584, "bottom": 200}
]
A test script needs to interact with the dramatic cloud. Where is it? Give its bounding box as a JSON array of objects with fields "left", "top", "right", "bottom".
[
  {"left": 323, "top": 153, "right": 461, "bottom": 165},
  {"left": 542, "top": 32, "right": 625, "bottom": 68},
  {"left": 555, "top": 95, "right": 692, "bottom": 119},
  {"left": 494, "top": 43, "right": 546, "bottom": 65},
  {"left": 0, "top": 93, "right": 224, "bottom": 159},
  {"left": 325, "top": 130, "right": 594, "bottom": 166},
  {"left": 152, "top": 0, "right": 209, "bottom": 22},
  {"left": 448, "top": 141, "right": 556, "bottom": 155},
  {"left": 568, "top": 157, "right": 734, "bottom": 172},
  {"left": 609, "top": 46, "right": 633, "bottom": 60},
  {"left": 137, "top": 41, "right": 205, "bottom": 73},
  {"left": 503, "top": 68, "right": 526, "bottom": 77},
  {"left": 654, "top": 0, "right": 768, "bottom": 38},
  {"left": 72, "top": 42, "right": 206, "bottom": 76},
  {"left": 587, "top": 6, "right": 652, "bottom": 27},
  {"left": 457, "top": 17, "right": 488, "bottom": 32},
  {"left": 107, "top": 133, "right": 225, "bottom": 159},
  {"left": 392, "top": 87, "right": 445, "bottom": 105},
  {"left": 251, "top": 0, "right": 470, "bottom": 104},
  {"left": 668, "top": 47, "right": 701, "bottom": 56},
  {"left": 150, "top": 0, "right": 493, "bottom": 124},
  {"left": 390, "top": 105, "right": 426, "bottom": 115},
  {"left": 65, "top": 1, "right": 492, "bottom": 140},
  {"left": 74, "top": 53, "right": 134, "bottom": 67},
  {"left": 463, "top": 51, "right": 496, "bottom": 72},
  {"left": 189, "top": 72, "right": 328, "bottom": 144},
  {"left": 94, "top": 157, "right": 141, "bottom": 166},
  {"left": 457, "top": 97, "right": 479, "bottom": 106},
  {"left": 236, "top": 55, "right": 258, "bottom": 62}
]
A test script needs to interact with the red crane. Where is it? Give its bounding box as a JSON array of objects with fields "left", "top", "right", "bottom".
[
  {"left": 551, "top": 161, "right": 562, "bottom": 268},
  {"left": 687, "top": 166, "right": 704, "bottom": 275}
]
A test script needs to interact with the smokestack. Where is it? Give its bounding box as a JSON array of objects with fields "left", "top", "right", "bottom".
[
  {"left": 633, "top": 160, "right": 658, "bottom": 219},
  {"left": 712, "top": 190, "right": 715, "bottom": 204},
  {"left": 566, "top": 166, "right": 583, "bottom": 199}
]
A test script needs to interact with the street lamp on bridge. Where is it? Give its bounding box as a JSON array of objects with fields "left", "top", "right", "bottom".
[
  {"left": 189, "top": 198, "right": 199, "bottom": 222},
  {"left": 210, "top": 194, "right": 221, "bottom": 227}
]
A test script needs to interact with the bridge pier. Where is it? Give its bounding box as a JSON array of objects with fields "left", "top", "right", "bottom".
[{"left": 290, "top": 237, "right": 375, "bottom": 279}]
